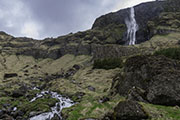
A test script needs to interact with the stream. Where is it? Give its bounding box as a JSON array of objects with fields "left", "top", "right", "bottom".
[{"left": 29, "top": 89, "right": 74, "bottom": 120}]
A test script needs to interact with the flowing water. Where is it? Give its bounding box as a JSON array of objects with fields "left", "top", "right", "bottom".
[
  {"left": 125, "top": 7, "right": 138, "bottom": 45},
  {"left": 29, "top": 90, "right": 74, "bottom": 120}
]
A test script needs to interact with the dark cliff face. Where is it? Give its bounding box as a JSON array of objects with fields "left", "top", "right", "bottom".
[
  {"left": 92, "top": 1, "right": 165, "bottom": 44},
  {"left": 0, "top": 0, "right": 179, "bottom": 60},
  {"left": 111, "top": 55, "right": 180, "bottom": 106}
]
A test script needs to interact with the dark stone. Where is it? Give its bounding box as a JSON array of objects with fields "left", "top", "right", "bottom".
[
  {"left": 73, "top": 64, "right": 81, "bottom": 70},
  {"left": 6, "top": 107, "right": 13, "bottom": 114},
  {"left": 75, "top": 92, "right": 85, "bottom": 99},
  {"left": 0, "top": 114, "right": 14, "bottom": 120},
  {"left": 80, "top": 118, "right": 98, "bottom": 120},
  {"left": 24, "top": 70, "right": 28, "bottom": 73},
  {"left": 16, "top": 116, "right": 24, "bottom": 120},
  {"left": 11, "top": 111, "right": 18, "bottom": 118},
  {"left": 4, "top": 73, "right": 18, "bottom": 79},
  {"left": 11, "top": 85, "right": 28, "bottom": 98},
  {"left": 51, "top": 113, "right": 61, "bottom": 120},
  {"left": 112, "top": 55, "right": 180, "bottom": 106},
  {"left": 0, "top": 110, "right": 4, "bottom": 117},
  {"left": 111, "top": 100, "right": 148, "bottom": 120},
  {"left": 99, "top": 97, "right": 110, "bottom": 103},
  {"left": 64, "top": 68, "right": 78, "bottom": 78},
  {"left": 11, "top": 90, "right": 24, "bottom": 98},
  {"left": 87, "top": 86, "right": 95, "bottom": 92},
  {"left": 17, "top": 110, "right": 24, "bottom": 116},
  {"left": 24, "top": 73, "right": 29, "bottom": 76},
  {"left": 3, "top": 103, "right": 11, "bottom": 108}
]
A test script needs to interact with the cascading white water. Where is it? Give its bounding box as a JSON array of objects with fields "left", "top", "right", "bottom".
[
  {"left": 29, "top": 90, "right": 74, "bottom": 120},
  {"left": 125, "top": 7, "right": 138, "bottom": 45}
]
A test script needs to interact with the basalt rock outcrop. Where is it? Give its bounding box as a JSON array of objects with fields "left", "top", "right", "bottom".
[
  {"left": 93, "top": 0, "right": 180, "bottom": 44},
  {"left": 105, "top": 100, "right": 149, "bottom": 120},
  {"left": 111, "top": 55, "right": 180, "bottom": 106},
  {"left": 92, "top": 1, "right": 165, "bottom": 44}
]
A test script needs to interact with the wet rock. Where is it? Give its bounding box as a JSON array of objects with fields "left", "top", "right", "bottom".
[
  {"left": 80, "top": 118, "right": 98, "bottom": 120},
  {"left": 0, "top": 114, "right": 14, "bottom": 120},
  {"left": 4, "top": 73, "right": 18, "bottom": 79},
  {"left": 112, "top": 55, "right": 180, "bottom": 106},
  {"left": 6, "top": 107, "right": 13, "bottom": 114},
  {"left": 87, "top": 86, "right": 95, "bottom": 92},
  {"left": 0, "top": 110, "right": 4, "bottom": 116},
  {"left": 17, "top": 110, "right": 24, "bottom": 116},
  {"left": 29, "top": 111, "right": 43, "bottom": 117},
  {"left": 110, "top": 100, "right": 148, "bottom": 120},
  {"left": 16, "top": 116, "right": 24, "bottom": 120},
  {"left": 10, "top": 111, "right": 18, "bottom": 118},
  {"left": 10, "top": 110, "right": 24, "bottom": 118},
  {"left": 51, "top": 113, "right": 61, "bottom": 120},
  {"left": 56, "top": 103, "right": 60, "bottom": 111}
]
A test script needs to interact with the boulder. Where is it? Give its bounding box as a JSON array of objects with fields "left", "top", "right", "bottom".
[
  {"left": 11, "top": 85, "right": 29, "bottom": 98},
  {"left": 51, "top": 113, "right": 61, "bottom": 120},
  {"left": 111, "top": 55, "right": 180, "bottom": 106},
  {"left": 4, "top": 73, "right": 18, "bottom": 79},
  {"left": 87, "top": 86, "right": 96, "bottom": 92},
  {"left": 11, "top": 90, "right": 24, "bottom": 98},
  {"left": 107, "top": 100, "right": 148, "bottom": 120}
]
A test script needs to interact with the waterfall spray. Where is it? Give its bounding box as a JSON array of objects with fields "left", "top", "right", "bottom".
[{"left": 125, "top": 7, "right": 138, "bottom": 45}]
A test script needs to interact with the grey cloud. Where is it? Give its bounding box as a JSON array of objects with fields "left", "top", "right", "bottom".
[
  {"left": 23, "top": 0, "right": 119, "bottom": 38},
  {"left": 0, "top": 0, "right": 153, "bottom": 39}
]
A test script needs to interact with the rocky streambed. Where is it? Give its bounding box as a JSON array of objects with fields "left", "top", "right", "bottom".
[
  {"left": 30, "top": 91, "right": 74, "bottom": 120},
  {"left": 0, "top": 86, "right": 74, "bottom": 120},
  {"left": 29, "top": 89, "right": 74, "bottom": 120}
]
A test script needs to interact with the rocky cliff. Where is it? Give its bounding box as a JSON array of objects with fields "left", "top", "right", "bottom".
[
  {"left": 0, "top": 0, "right": 179, "bottom": 60},
  {"left": 0, "top": 0, "right": 180, "bottom": 120},
  {"left": 93, "top": 1, "right": 165, "bottom": 44}
]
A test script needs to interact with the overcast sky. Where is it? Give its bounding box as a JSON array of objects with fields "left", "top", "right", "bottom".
[{"left": 0, "top": 0, "right": 154, "bottom": 39}]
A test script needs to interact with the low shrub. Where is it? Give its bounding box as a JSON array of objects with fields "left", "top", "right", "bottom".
[
  {"left": 93, "top": 58, "right": 122, "bottom": 70},
  {"left": 154, "top": 47, "right": 180, "bottom": 60}
]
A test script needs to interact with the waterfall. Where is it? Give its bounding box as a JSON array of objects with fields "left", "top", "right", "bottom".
[{"left": 125, "top": 7, "right": 138, "bottom": 45}]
